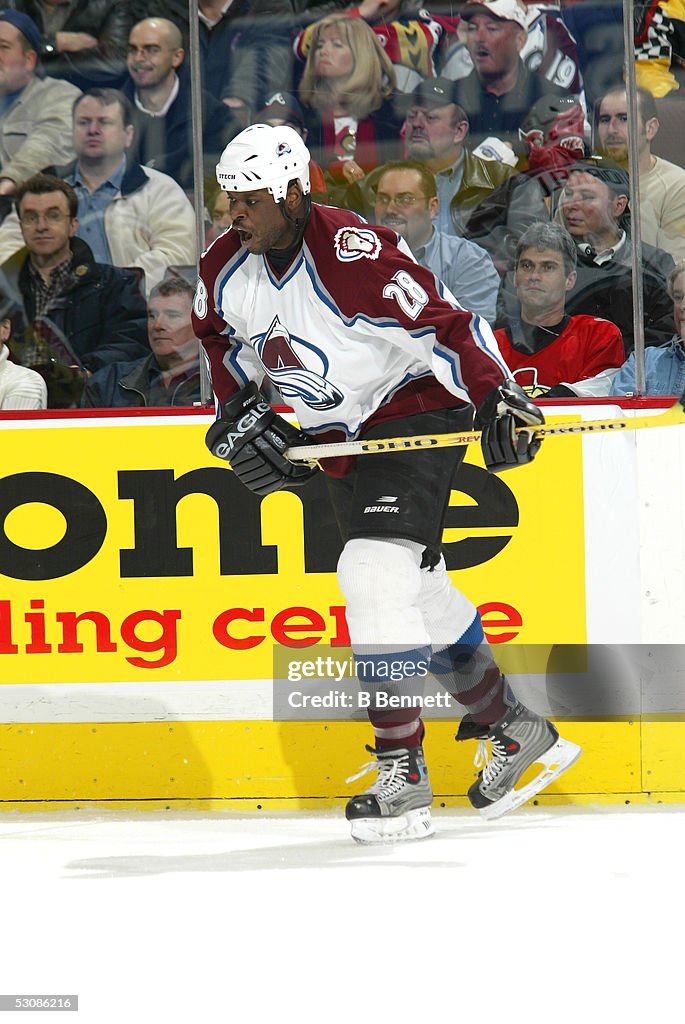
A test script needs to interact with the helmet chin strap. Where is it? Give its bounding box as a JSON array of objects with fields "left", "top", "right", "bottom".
[
  {"left": 278, "top": 192, "right": 311, "bottom": 235},
  {"left": 267, "top": 194, "right": 312, "bottom": 269}
]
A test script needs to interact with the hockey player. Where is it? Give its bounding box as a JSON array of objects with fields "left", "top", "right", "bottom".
[{"left": 193, "top": 123, "right": 581, "bottom": 843}]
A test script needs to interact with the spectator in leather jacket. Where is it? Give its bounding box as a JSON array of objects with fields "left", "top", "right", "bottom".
[{"left": 6, "top": 0, "right": 136, "bottom": 89}]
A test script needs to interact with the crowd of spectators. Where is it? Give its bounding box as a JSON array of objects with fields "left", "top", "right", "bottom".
[{"left": 0, "top": 0, "right": 683, "bottom": 408}]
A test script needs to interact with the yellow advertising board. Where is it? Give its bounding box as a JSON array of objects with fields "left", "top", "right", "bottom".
[
  {"left": 3, "top": 413, "right": 643, "bottom": 809},
  {"left": 0, "top": 417, "right": 586, "bottom": 687}
]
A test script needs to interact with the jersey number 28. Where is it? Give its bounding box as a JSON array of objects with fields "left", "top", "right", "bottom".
[{"left": 382, "top": 270, "right": 428, "bottom": 321}]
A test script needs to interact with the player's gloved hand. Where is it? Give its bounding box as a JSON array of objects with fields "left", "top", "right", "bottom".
[
  {"left": 475, "top": 379, "right": 545, "bottom": 473},
  {"left": 206, "top": 381, "right": 319, "bottom": 495}
]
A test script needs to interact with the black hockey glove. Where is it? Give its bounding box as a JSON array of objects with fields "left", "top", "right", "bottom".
[
  {"left": 206, "top": 381, "right": 319, "bottom": 496},
  {"left": 476, "top": 379, "right": 545, "bottom": 473}
]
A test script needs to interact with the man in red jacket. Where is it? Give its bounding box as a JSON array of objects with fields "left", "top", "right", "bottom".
[{"left": 494, "top": 221, "right": 625, "bottom": 398}]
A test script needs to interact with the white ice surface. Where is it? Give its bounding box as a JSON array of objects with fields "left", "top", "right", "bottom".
[{"left": 0, "top": 806, "right": 682, "bottom": 1023}]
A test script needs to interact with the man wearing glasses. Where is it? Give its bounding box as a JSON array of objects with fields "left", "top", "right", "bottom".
[
  {"left": 0, "top": 172, "right": 148, "bottom": 406},
  {"left": 373, "top": 159, "right": 500, "bottom": 322}
]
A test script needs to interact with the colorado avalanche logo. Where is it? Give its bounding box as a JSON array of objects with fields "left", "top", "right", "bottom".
[
  {"left": 334, "top": 226, "right": 381, "bottom": 262},
  {"left": 256, "top": 316, "right": 344, "bottom": 410}
]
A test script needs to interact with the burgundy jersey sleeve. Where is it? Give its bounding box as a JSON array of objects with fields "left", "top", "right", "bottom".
[{"left": 306, "top": 207, "right": 508, "bottom": 410}]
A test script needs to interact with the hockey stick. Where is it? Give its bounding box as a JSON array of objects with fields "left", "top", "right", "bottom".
[{"left": 285, "top": 393, "right": 685, "bottom": 462}]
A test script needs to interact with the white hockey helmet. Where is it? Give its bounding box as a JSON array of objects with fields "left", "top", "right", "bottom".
[{"left": 216, "top": 123, "right": 311, "bottom": 203}]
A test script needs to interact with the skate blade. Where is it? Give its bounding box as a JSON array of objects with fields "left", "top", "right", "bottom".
[
  {"left": 350, "top": 806, "right": 434, "bottom": 844},
  {"left": 479, "top": 738, "right": 582, "bottom": 821}
]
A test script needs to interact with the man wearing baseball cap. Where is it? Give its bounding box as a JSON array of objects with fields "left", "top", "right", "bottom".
[
  {"left": 256, "top": 91, "right": 308, "bottom": 135},
  {"left": 453, "top": 0, "right": 578, "bottom": 154},
  {"left": 402, "top": 75, "right": 514, "bottom": 236},
  {"left": 398, "top": 73, "right": 547, "bottom": 269},
  {"left": 0, "top": 9, "right": 80, "bottom": 206}
]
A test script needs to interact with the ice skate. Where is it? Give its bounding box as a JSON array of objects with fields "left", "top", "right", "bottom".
[
  {"left": 456, "top": 702, "right": 582, "bottom": 820},
  {"left": 345, "top": 742, "right": 434, "bottom": 844}
]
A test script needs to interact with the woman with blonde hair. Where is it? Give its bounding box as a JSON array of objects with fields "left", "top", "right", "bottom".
[{"left": 297, "top": 13, "right": 404, "bottom": 192}]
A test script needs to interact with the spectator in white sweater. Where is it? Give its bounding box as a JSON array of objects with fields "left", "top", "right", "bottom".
[{"left": 0, "top": 314, "right": 46, "bottom": 408}]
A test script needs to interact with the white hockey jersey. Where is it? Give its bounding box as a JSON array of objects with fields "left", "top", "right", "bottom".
[{"left": 193, "top": 203, "right": 509, "bottom": 447}]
